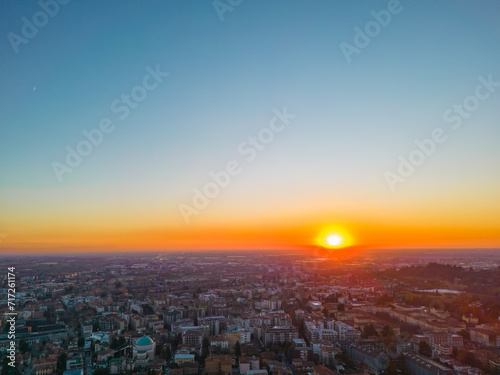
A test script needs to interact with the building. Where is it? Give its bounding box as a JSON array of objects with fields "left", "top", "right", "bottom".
[
  {"left": 334, "top": 321, "right": 361, "bottom": 341},
  {"left": 0, "top": 323, "right": 67, "bottom": 346},
  {"left": 198, "top": 316, "right": 225, "bottom": 336},
  {"left": 210, "top": 336, "right": 229, "bottom": 350},
  {"left": 404, "top": 354, "right": 453, "bottom": 375},
  {"left": 80, "top": 320, "right": 93, "bottom": 338},
  {"left": 239, "top": 356, "right": 260, "bottom": 375},
  {"left": 205, "top": 355, "right": 232, "bottom": 375},
  {"left": 292, "top": 338, "right": 311, "bottom": 361},
  {"left": 263, "top": 327, "right": 299, "bottom": 345},
  {"left": 308, "top": 301, "right": 322, "bottom": 311},
  {"left": 462, "top": 314, "right": 479, "bottom": 324},
  {"left": 425, "top": 333, "right": 463, "bottom": 348},
  {"left": 171, "top": 319, "right": 195, "bottom": 334},
  {"left": 470, "top": 327, "right": 500, "bottom": 348},
  {"left": 133, "top": 335, "right": 156, "bottom": 361},
  {"left": 183, "top": 330, "right": 204, "bottom": 345},
  {"left": 179, "top": 325, "right": 210, "bottom": 338},
  {"left": 33, "top": 356, "right": 57, "bottom": 375},
  {"left": 174, "top": 354, "right": 196, "bottom": 365},
  {"left": 240, "top": 328, "right": 252, "bottom": 343},
  {"left": 224, "top": 329, "right": 242, "bottom": 349},
  {"left": 130, "top": 314, "right": 145, "bottom": 330},
  {"left": 109, "top": 358, "right": 125, "bottom": 375},
  {"left": 319, "top": 345, "right": 341, "bottom": 367},
  {"left": 164, "top": 310, "right": 182, "bottom": 324},
  {"left": 413, "top": 333, "right": 463, "bottom": 356},
  {"left": 319, "top": 329, "right": 339, "bottom": 343},
  {"left": 313, "top": 365, "right": 337, "bottom": 375},
  {"left": 346, "top": 344, "right": 389, "bottom": 375},
  {"left": 63, "top": 371, "right": 84, "bottom": 375},
  {"left": 246, "top": 371, "right": 268, "bottom": 375}
]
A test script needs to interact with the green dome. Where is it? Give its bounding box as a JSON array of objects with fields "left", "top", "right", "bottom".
[{"left": 136, "top": 336, "right": 154, "bottom": 346}]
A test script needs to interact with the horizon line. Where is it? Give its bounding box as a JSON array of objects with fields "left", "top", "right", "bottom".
[{"left": 1, "top": 247, "right": 500, "bottom": 257}]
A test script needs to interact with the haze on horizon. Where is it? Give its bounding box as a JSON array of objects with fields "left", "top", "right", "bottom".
[{"left": 1, "top": 1, "right": 500, "bottom": 253}]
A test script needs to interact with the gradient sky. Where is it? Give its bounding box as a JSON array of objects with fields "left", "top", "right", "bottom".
[{"left": 1, "top": 0, "right": 499, "bottom": 252}]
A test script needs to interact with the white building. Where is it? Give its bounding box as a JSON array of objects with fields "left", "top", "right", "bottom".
[{"left": 133, "top": 336, "right": 155, "bottom": 361}]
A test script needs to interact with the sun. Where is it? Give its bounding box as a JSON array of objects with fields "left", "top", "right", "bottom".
[
  {"left": 315, "top": 226, "right": 353, "bottom": 249},
  {"left": 326, "top": 234, "right": 344, "bottom": 247}
]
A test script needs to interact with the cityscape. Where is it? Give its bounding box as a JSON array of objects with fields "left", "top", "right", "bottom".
[{"left": 0, "top": 250, "right": 500, "bottom": 374}]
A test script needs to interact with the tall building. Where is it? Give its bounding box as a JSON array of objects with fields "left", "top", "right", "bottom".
[{"left": 263, "top": 327, "right": 299, "bottom": 345}]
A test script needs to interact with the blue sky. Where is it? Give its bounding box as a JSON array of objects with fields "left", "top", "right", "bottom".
[{"left": 1, "top": 0, "right": 499, "bottom": 250}]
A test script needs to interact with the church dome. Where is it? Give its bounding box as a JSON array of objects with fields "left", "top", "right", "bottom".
[{"left": 136, "top": 336, "right": 154, "bottom": 346}]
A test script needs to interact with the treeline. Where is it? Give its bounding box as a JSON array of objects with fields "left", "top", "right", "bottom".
[{"left": 384, "top": 263, "right": 500, "bottom": 292}]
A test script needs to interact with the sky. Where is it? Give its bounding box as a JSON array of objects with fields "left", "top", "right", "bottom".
[{"left": 1, "top": 0, "right": 499, "bottom": 253}]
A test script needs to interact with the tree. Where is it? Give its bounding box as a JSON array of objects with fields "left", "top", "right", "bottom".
[
  {"left": 337, "top": 303, "right": 345, "bottom": 312},
  {"left": 78, "top": 336, "right": 85, "bottom": 347},
  {"left": 419, "top": 341, "right": 432, "bottom": 357},
  {"left": 376, "top": 294, "right": 394, "bottom": 305},
  {"left": 110, "top": 337, "right": 126, "bottom": 350},
  {"left": 456, "top": 349, "right": 480, "bottom": 367},
  {"left": 381, "top": 325, "right": 394, "bottom": 337},
  {"left": 335, "top": 353, "right": 353, "bottom": 368},
  {"left": 202, "top": 337, "right": 210, "bottom": 359},
  {"left": 363, "top": 324, "right": 379, "bottom": 338},
  {"left": 235, "top": 341, "right": 241, "bottom": 357},
  {"left": 386, "top": 363, "right": 398, "bottom": 375},
  {"left": 325, "top": 293, "right": 338, "bottom": 303},
  {"left": 457, "top": 329, "right": 470, "bottom": 341},
  {"left": 56, "top": 353, "right": 67, "bottom": 374},
  {"left": 165, "top": 345, "right": 172, "bottom": 360},
  {"left": 2, "top": 355, "right": 18, "bottom": 375},
  {"left": 19, "top": 339, "right": 30, "bottom": 354},
  {"left": 142, "top": 304, "right": 155, "bottom": 315},
  {"left": 172, "top": 333, "right": 182, "bottom": 351},
  {"left": 313, "top": 353, "right": 319, "bottom": 365}
]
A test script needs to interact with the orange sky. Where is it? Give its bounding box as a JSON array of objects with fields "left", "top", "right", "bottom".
[
  {"left": 2, "top": 179, "right": 500, "bottom": 253},
  {"left": 1, "top": 213, "right": 499, "bottom": 253}
]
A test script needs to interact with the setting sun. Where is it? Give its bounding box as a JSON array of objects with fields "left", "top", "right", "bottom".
[
  {"left": 326, "top": 234, "right": 344, "bottom": 247},
  {"left": 315, "top": 227, "right": 353, "bottom": 249}
]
